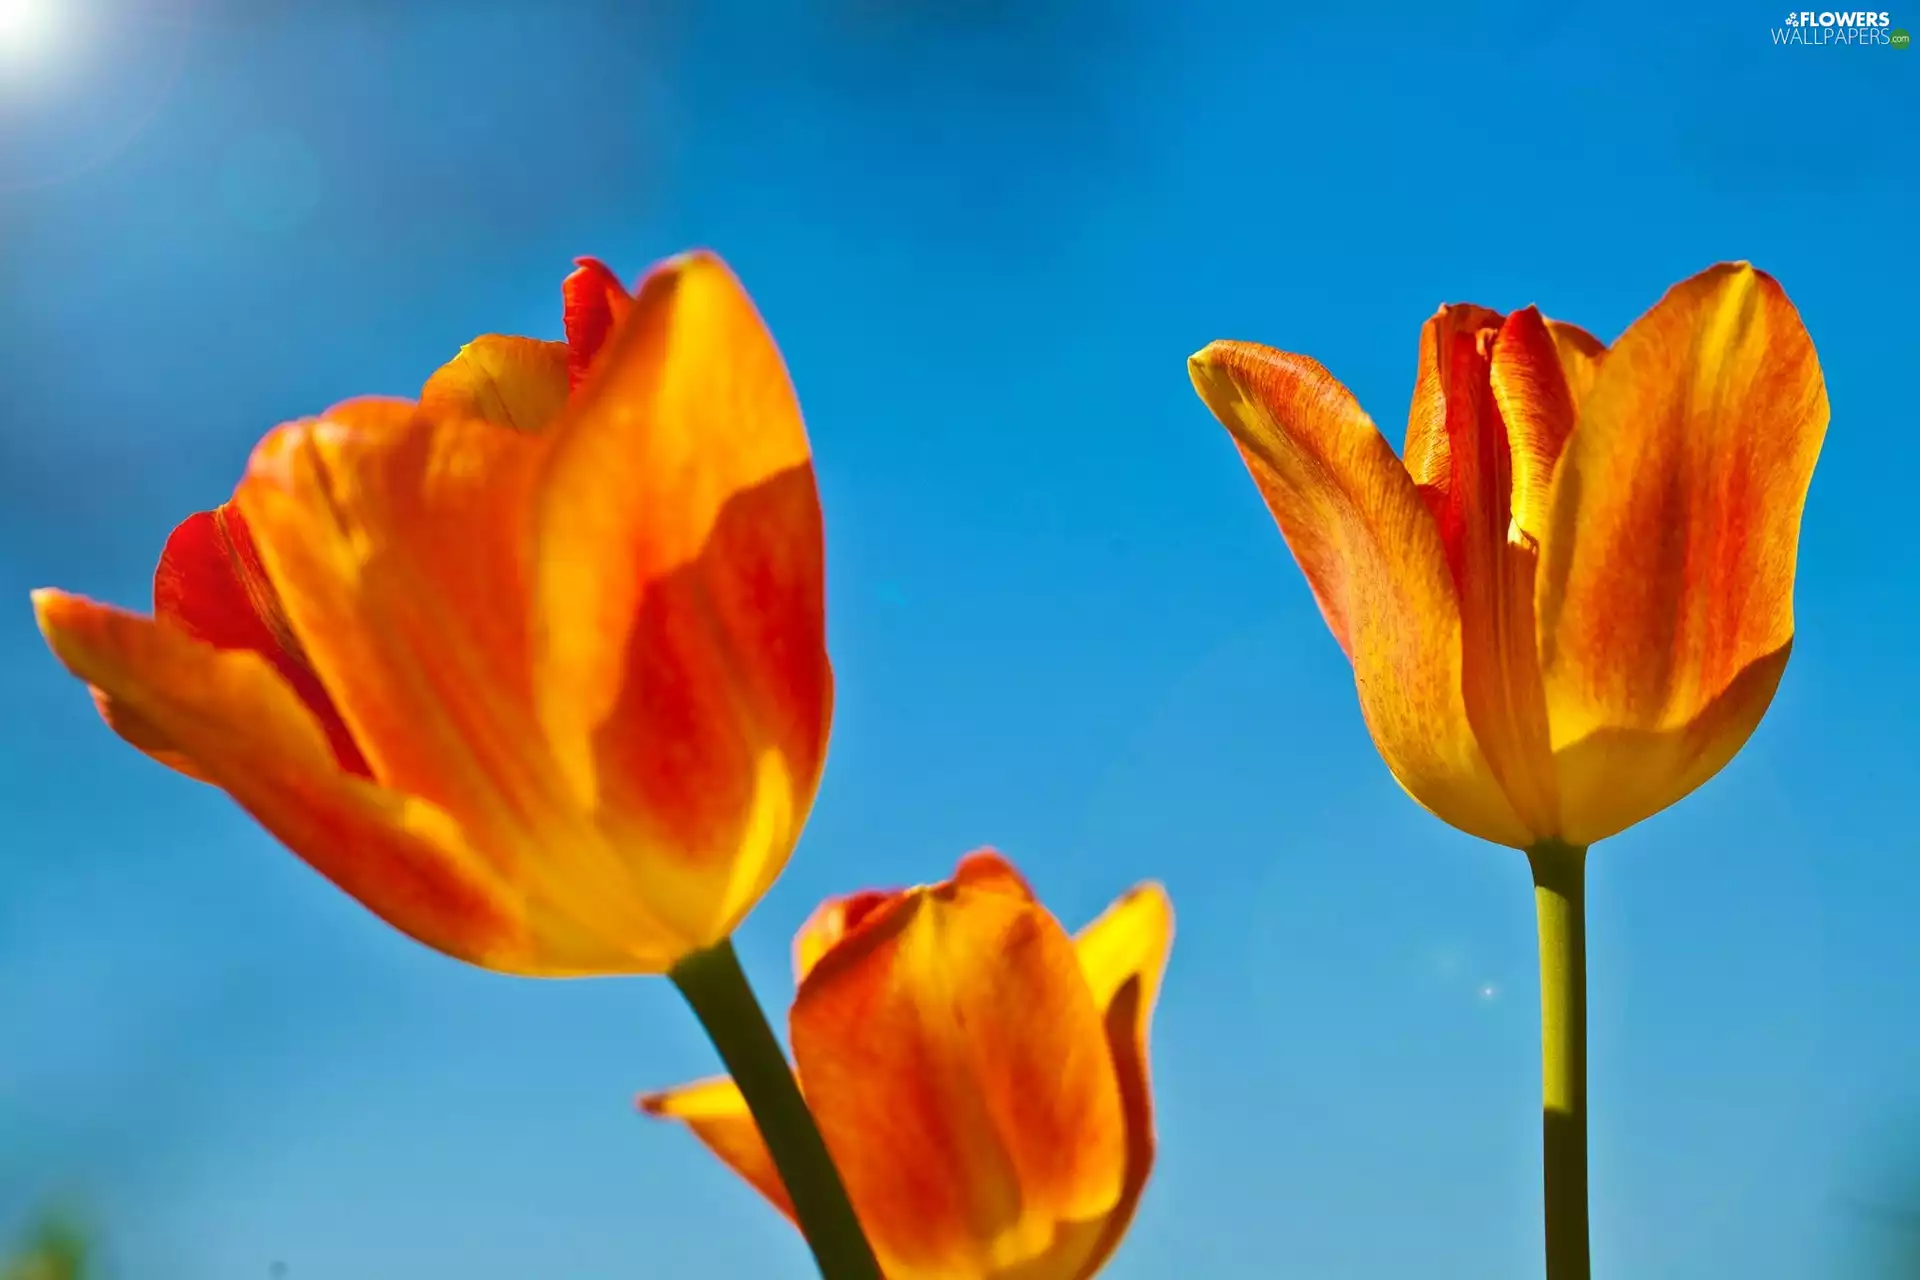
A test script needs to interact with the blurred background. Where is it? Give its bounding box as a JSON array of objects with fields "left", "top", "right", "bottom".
[
  {"left": 2, "top": 0, "right": 1916, "bottom": 1276},
  {"left": 3, "top": 1216, "right": 92, "bottom": 1280}
]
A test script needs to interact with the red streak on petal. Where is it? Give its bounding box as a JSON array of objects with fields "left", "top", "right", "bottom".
[
  {"left": 155, "top": 507, "right": 373, "bottom": 778},
  {"left": 562, "top": 257, "right": 634, "bottom": 391}
]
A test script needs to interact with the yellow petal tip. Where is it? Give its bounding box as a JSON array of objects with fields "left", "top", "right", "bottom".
[
  {"left": 660, "top": 247, "right": 728, "bottom": 277},
  {"left": 636, "top": 1075, "right": 744, "bottom": 1121},
  {"left": 30, "top": 588, "right": 81, "bottom": 635},
  {"left": 1707, "top": 259, "right": 1763, "bottom": 285},
  {"left": 1187, "top": 343, "right": 1240, "bottom": 398},
  {"left": 1187, "top": 341, "right": 1234, "bottom": 370}
]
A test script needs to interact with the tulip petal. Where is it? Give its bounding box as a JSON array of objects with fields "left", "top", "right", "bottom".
[
  {"left": 562, "top": 256, "right": 632, "bottom": 390},
  {"left": 1548, "top": 643, "right": 1791, "bottom": 848},
  {"left": 235, "top": 398, "right": 553, "bottom": 827},
  {"left": 1074, "top": 882, "right": 1174, "bottom": 1047},
  {"left": 1404, "top": 303, "right": 1504, "bottom": 494},
  {"left": 1490, "top": 308, "right": 1579, "bottom": 549},
  {"left": 150, "top": 506, "right": 370, "bottom": 778},
  {"left": 791, "top": 857, "right": 1128, "bottom": 1276},
  {"left": 234, "top": 397, "right": 679, "bottom": 972},
  {"left": 533, "top": 251, "right": 832, "bottom": 951},
  {"left": 32, "top": 590, "right": 535, "bottom": 969},
  {"left": 1189, "top": 341, "right": 1528, "bottom": 847},
  {"left": 86, "top": 682, "right": 209, "bottom": 783},
  {"left": 637, "top": 1076, "right": 793, "bottom": 1219},
  {"left": 1422, "top": 315, "right": 1561, "bottom": 840},
  {"left": 950, "top": 847, "right": 1040, "bottom": 899},
  {"left": 419, "top": 336, "right": 571, "bottom": 434},
  {"left": 792, "top": 888, "right": 897, "bottom": 986},
  {"left": 1071, "top": 883, "right": 1173, "bottom": 1280},
  {"left": 1546, "top": 319, "right": 1607, "bottom": 413},
  {"left": 791, "top": 855, "right": 1040, "bottom": 987},
  {"left": 1536, "top": 263, "right": 1828, "bottom": 843}
]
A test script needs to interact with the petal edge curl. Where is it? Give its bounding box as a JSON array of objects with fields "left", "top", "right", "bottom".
[{"left": 1070, "top": 882, "right": 1173, "bottom": 1280}]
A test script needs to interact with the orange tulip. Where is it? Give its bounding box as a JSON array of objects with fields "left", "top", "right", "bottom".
[
  {"left": 1189, "top": 262, "right": 1827, "bottom": 848},
  {"left": 642, "top": 851, "right": 1173, "bottom": 1280},
  {"left": 33, "top": 251, "right": 832, "bottom": 976}
]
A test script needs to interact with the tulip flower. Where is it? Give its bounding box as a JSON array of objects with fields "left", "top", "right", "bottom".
[
  {"left": 36, "top": 252, "right": 886, "bottom": 1278},
  {"left": 643, "top": 851, "right": 1174, "bottom": 1280},
  {"left": 35, "top": 250, "right": 829, "bottom": 975},
  {"left": 1188, "top": 262, "right": 1827, "bottom": 1280}
]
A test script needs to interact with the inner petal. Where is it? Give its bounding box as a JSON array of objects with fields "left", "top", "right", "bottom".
[
  {"left": 154, "top": 505, "right": 372, "bottom": 778},
  {"left": 1405, "top": 302, "right": 1504, "bottom": 496},
  {"left": 1489, "top": 308, "right": 1583, "bottom": 549},
  {"left": 419, "top": 336, "right": 571, "bottom": 434},
  {"left": 792, "top": 887, "right": 900, "bottom": 986},
  {"left": 562, "top": 257, "right": 633, "bottom": 390},
  {"left": 1430, "top": 318, "right": 1561, "bottom": 840}
]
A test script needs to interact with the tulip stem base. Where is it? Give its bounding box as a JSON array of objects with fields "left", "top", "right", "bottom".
[
  {"left": 1529, "top": 839, "right": 1591, "bottom": 1280},
  {"left": 670, "top": 939, "right": 883, "bottom": 1280}
]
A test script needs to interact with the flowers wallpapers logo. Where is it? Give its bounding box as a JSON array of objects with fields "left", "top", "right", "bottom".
[{"left": 1773, "top": 8, "right": 1904, "bottom": 41}]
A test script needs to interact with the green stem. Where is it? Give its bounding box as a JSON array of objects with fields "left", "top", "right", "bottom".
[
  {"left": 670, "top": 939, "right": 884, "bottom": 1280},
  {"left": 1528, "top": 839, "right": 1591, "bottom": 1280}
]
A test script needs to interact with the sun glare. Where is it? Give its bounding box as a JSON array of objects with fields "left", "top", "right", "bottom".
[{"left": 0, "top": 0, "right": 61, "bottom": 66}]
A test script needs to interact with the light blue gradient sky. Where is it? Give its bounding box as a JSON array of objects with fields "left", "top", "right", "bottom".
[{"left": 3, "top": 1, "right": 1916, "bottom": 1276}]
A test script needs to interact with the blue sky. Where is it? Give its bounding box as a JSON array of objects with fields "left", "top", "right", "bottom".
[{"left": 2, "top": 1, "right": 1916, "bottom": 1276}]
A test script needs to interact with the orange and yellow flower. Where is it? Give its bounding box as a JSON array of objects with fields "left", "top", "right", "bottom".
[
  {"left": 642, "top": 851, "right": 1172, "bottom": 1280},
  {"left": 34, "top": 251, "right": 832, "bottom": 975},
  {"left": 1189, "top": 262, "right": 1827, "bottom": 848}
]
